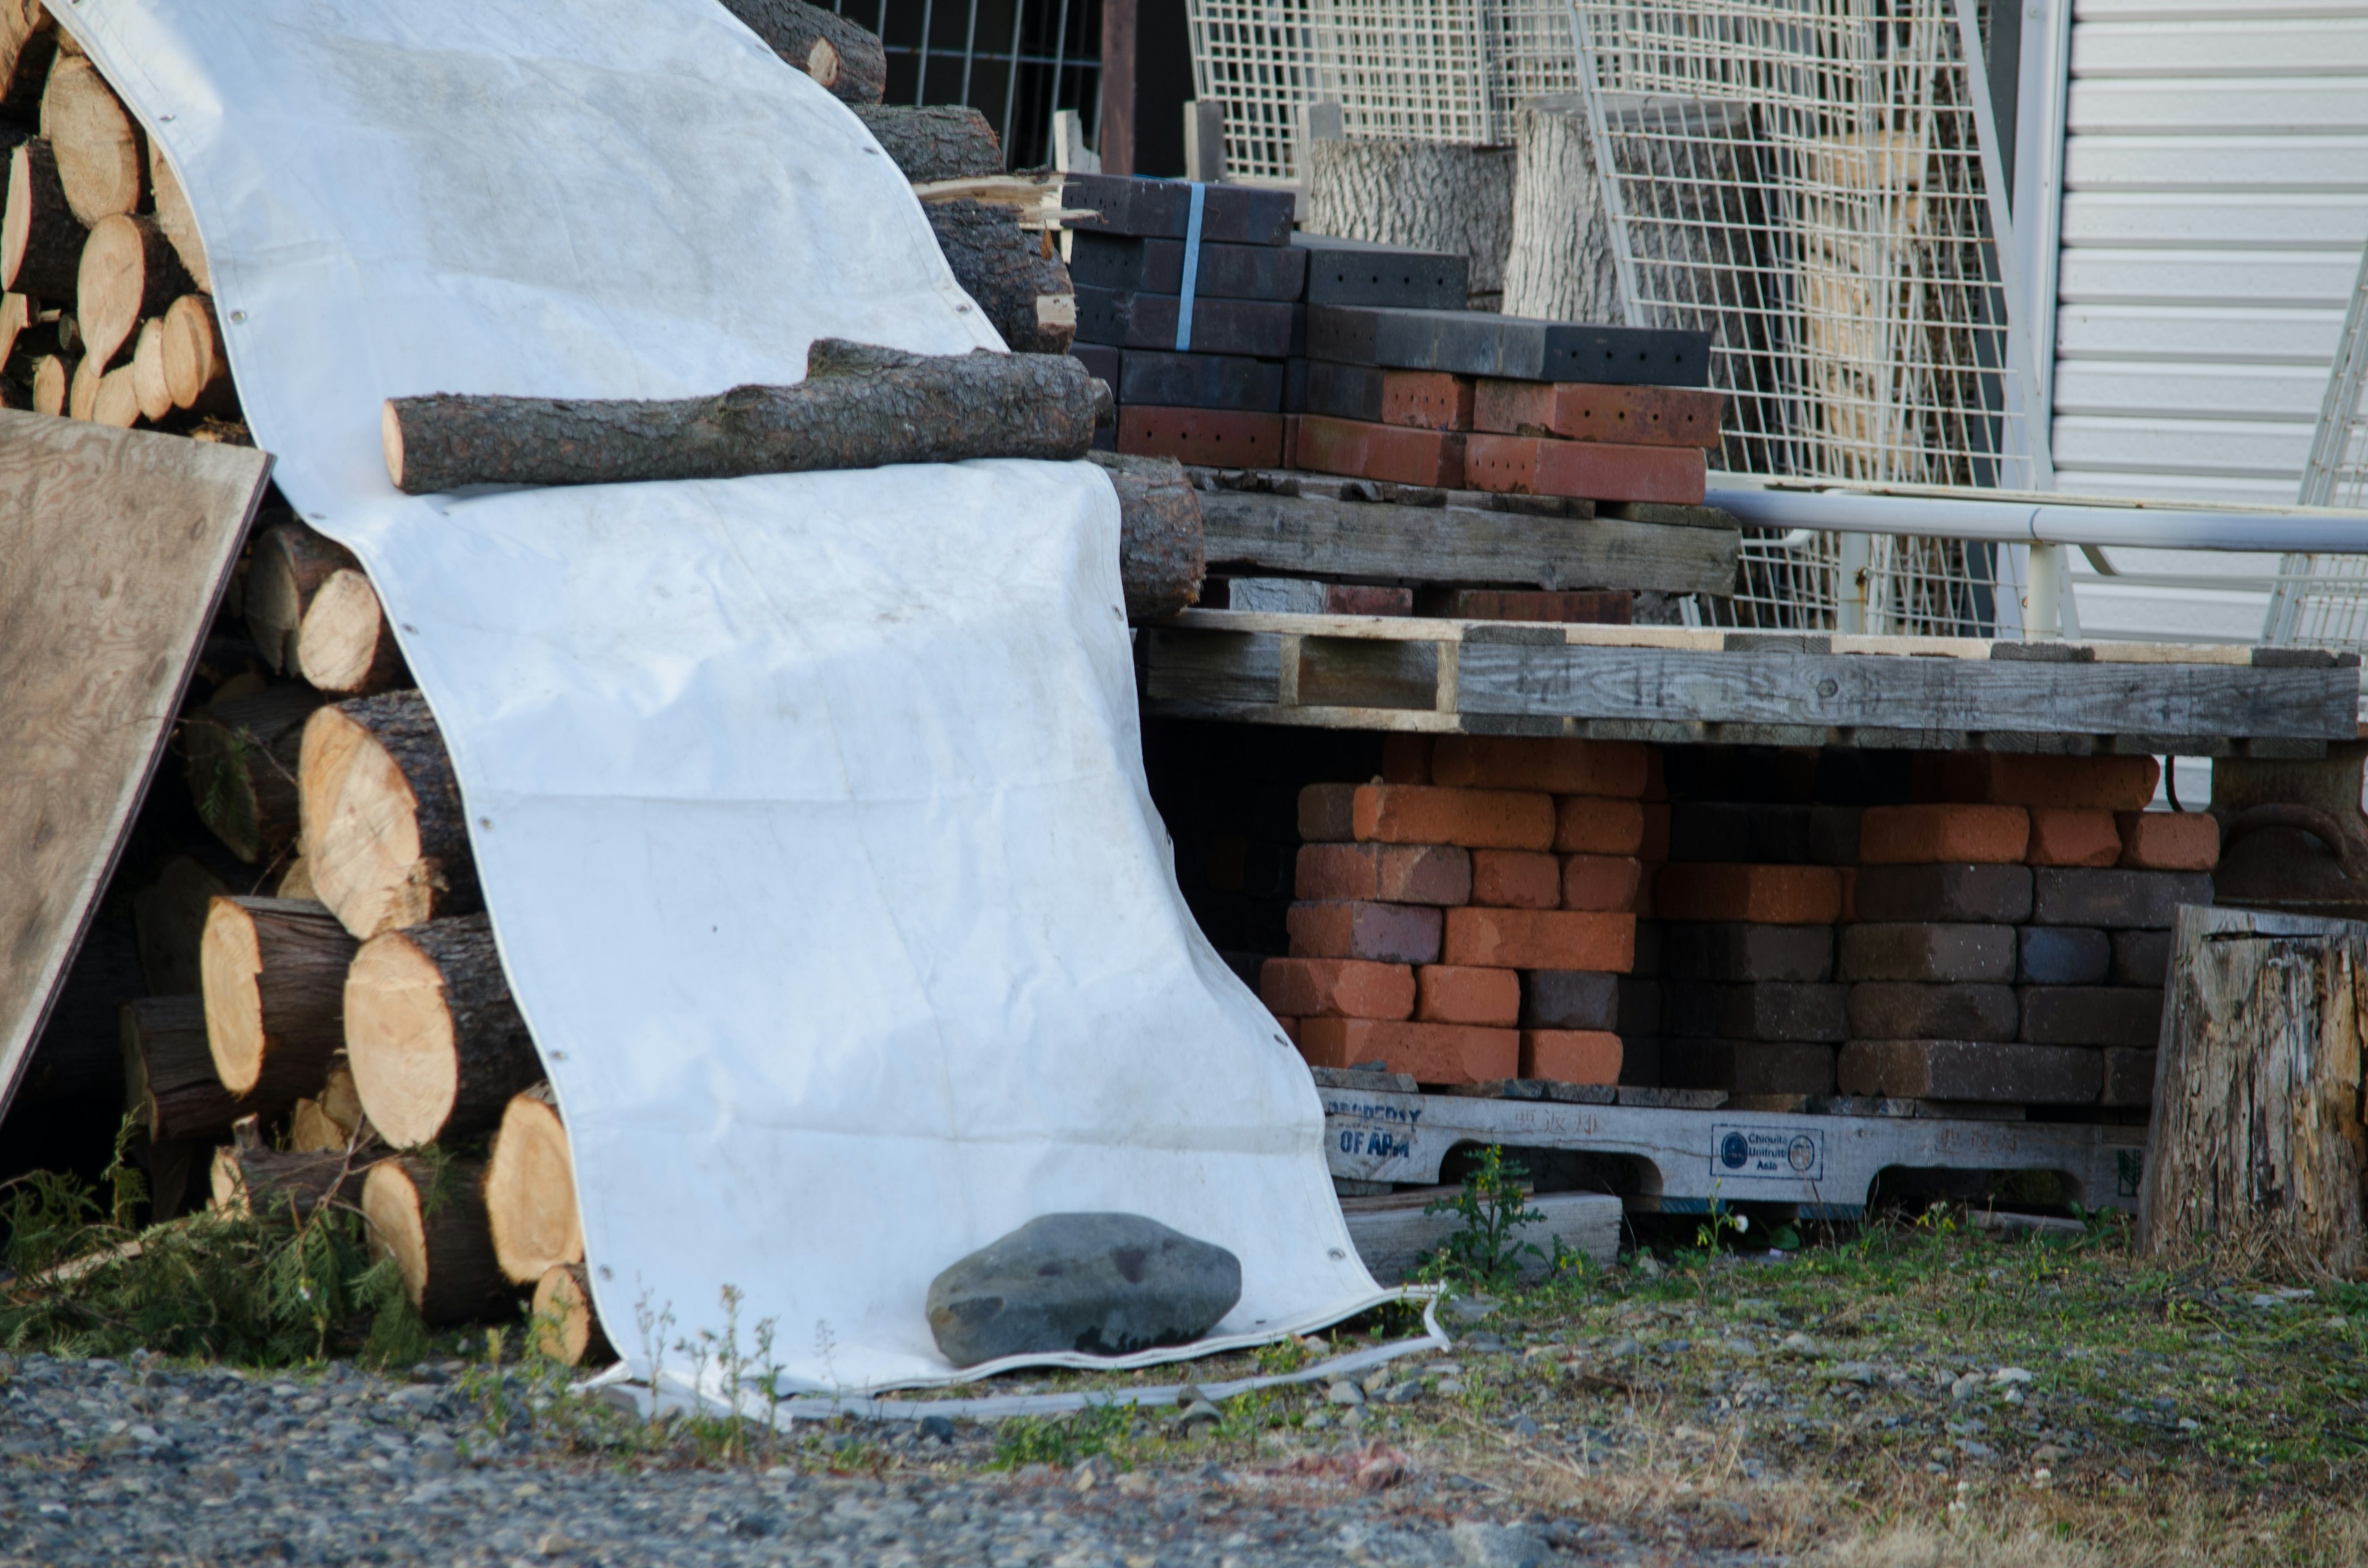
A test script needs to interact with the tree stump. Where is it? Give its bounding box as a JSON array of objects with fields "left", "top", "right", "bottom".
[
  {"left": 1305, "top": 138, "right": 1515, "bottom": 310},
  {"left": 2139, "top": 905, "right": 2368, "bottom": 1276}
]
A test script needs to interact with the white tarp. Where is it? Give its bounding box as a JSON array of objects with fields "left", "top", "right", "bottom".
[{"left": 68, "top": 0, "right": 1389, "bottom": 1392}]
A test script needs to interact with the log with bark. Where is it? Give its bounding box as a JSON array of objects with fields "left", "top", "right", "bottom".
[
  {"left": 0, "top": 0, "right": 55, "bottom": 124},
  {"left": 2139, "top": 905, "right": 2368, "bottom": 1276},
  {"left": 3, "top": 138, "right": 81, "bottom": 298},
  {"left": 531, "top": 1262, "right": 614, "bottom": 1366},
  {"left": 1500, "top": 100, "right": 1621, "bottom": 326},
  {"left": 42, "top": 54, "right": 144, "bottom": 228},
  {"left": 245, "top": 520, "right": 358, "bottom": 675},
  {"left": 1306, "top": 137, "right": 1516, "bottom": 309},
  {"left": 484, "top": 1083, "right": 581, "bottom": 1286},
  {"left": 360, "top": 1155, "right": 516, "bottom": 1324},
  {"left": 289, "top": 1057, "right": 368, "bottom": 1152},
  {"left": 147, "top": 142, "right": 211, "bottom": 292},
  {"left": 295, "top": 569, "right": 409, "bottom": 696},
  {"left": 925, "top": 199, "right": 1075, "bottom": 355},
  {"left": 77, "top": 213, "right": 189, "bottom": 371},
  {"left": 715, "top": 0, "right": 887, "bottom": 105},
  {"left": 1087, "top": 450, "right": 1204, "bottom": 619},
  {"left": 131, "top": 848, "right": 244, "bottom": 995},
  {"left": 300, "top": 689, "right": 482, "bottom": 939},
  {"left": 211, "top": 1133, "right": 381, "bottom": 1221},
  {"left": 199, "top": 895, "right": 357, "bottom": 1100},
  {"left": 182, "top": 683, "right": 327, "bottom": 865},
  {"left": 852, "top": 104, "right": 1003, "bottom": 183},
  {"left": 345, "top": 914, "right": 540, "bottom": 1149},
  {"left": 382, "top": 339, "right": 1104, "bottom": 493},
  {"left": 118, "top": 993, "right": 243, "bottom": 1143},
  {"left": 162, "top": 292, "right": 234, "bottom": 414}
]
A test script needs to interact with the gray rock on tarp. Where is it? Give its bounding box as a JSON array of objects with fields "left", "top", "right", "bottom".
[{"left": 926, "top": 1212, "right": 1243, "bottom": 1367}]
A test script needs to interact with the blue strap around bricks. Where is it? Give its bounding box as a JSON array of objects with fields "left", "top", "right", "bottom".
[{"left": 1174, "top": 181, "right": 1206, "bottom": 353}]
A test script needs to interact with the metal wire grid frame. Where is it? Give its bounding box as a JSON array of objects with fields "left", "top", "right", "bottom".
[
  {"left": 2262, "top": 240, "right": 2368, "bottom": 652},
  {"left": 828, "top": 0, "right": 1101, "bottom": 169},
  {"left": 1700, "top": 528, "right": 2001, "bottom": 636}
]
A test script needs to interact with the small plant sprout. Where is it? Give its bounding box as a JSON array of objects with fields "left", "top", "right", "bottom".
[{"left": 1418, "top": 1144, "right": 1547, "bottom": 1291}]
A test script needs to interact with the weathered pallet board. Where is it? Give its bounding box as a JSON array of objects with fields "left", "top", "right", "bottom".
[
  {"left": 1341, "top": 1189, "right": 1622, "bottom": 1279},
  {"left": 0, "top": 415, "right": 273, "bottom": 1120},
  {"left": 1138, "top": 610, "right": 2357, "bottom": 752},
  {"left": 1196, "top": 488, "right": 1742, "bottom": 595},
  {"left": 1321, "top": 1086, "right": 2147, "bottom": 1218}
]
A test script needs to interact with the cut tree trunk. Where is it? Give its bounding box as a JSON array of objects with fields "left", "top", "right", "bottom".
[
  {"left": 2139, "top": 905, "right": 2368, "bottom": 1277},
  {"left": 382, "top": 339, "right": 1100, "bottom": 493},
  {"left": 77, "top": 214, "right": 190, "bottom": 371},
  {"left": 3, "top": 138, "right": 83, "bottom": 298},
  {"left": 131, "top": 849, "right": 245, "bottom": 995},
  {"left": 716, "top": 0, "right": 887, "bottom": 104},
  {"left": 1502, "top": 101, "right": 1621, "bottom": 326},
  {"left": 0, "top": 1, "right": 56, "bottom": 123},
  {"left": 162, "top": 292, "right": 234, "bottom": 413},
  {"left": 295, "top": 569, "right": 409, "bottom": 696},
  {"left": 1086, "top": 450, "right": 1205, "bottom": 619},
  {"left": 42, "top": 54, "right": 144, "bottom": 227},
  {"left": 485, "top": 1082, "right": 581, "bottom": 1285},
  {"left": 300, "top": 689, "right": 481, "bottom": 939},
  {"left": 130, "top": 317, "right": 172, "bottom": 421},
  {"left": 361, "top": 1155, "right": 516, "bottom": 1324},
  {"left": 1306, "top": 138, "right": 1516, "bottom": 308},
  {"left": 345, "top": 914, "right": 540, "bottom": 1149},
  {"left": 925, "top": 199, "right": 1075, "bottom": 355},
  {"left": 27, "top": 349, "right": 65, "bottom": 414},
  {"left": 852, "top": 104, "right": 1003, "bottom": 183},
  {"left": 212, "top": 1141, "right": 380, "bottom": 1221},
  {"left": 245, "top": 520, "right": 360, "bottom": 675},
  {"left": 118, "top": 993, "right": 244, "bottom": 1143},
  {"left": 89, "top": 363, "right": 138, "bottom": 427},
  {"left": 200, "top": 895, "right": 358, "bottom": 1101},
  {"left": 147, "top": 142, "right": 211, "bottom": 292},
  {"left": 181, "top": 681, "right": 327, "bottom": 864},
  {"left": 531, "top": 1263, "right": 614, "bottom": 1366}
]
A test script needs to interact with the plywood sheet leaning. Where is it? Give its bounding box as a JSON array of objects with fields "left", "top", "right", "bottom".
[{"left": 0, "top": 411, "right": 271, "bottom": 1118}]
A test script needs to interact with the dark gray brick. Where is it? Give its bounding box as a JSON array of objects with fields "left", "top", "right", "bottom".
[
  {"left": 1851, "top": 864, "right": 2033, "bottom": 924},
  {"left": 1618, "top": 1036, "right": 1663, "bottom": 1087},
  {"left": 1717, "top": 982, "right": 1848, "bottom": 1042},
  {"left": 1663, "top": 921, "right": 1834, "bottom": 982},
  {"left": 2030, "top": 868, "right": 2213, "bottom": 929},
  {"left": 1838, "top": 924, "right": 2016, "bottom": 983},
  {"left": 1810, "top": 805, "right": 1862, "bottom": 866},
  {"left": 2110, "top": 929, "right": 2171, "bottom": 987},
  {"left": 1663, "top": 1039, "right": 1836, "bottom": 1094},
  {"left": 2018, "top": 985, "right": 2163, "bottom": 1046},
  {"left": 2100, "top": 1046, "right": 2156, "bottom": 1106},
  {"left": 1846, "top": 982, "right": 2018, "bottom": 1042},
  {"left": 1617, "top": 976, "right": 1663, "bottom": 1036},
  {"left": 1838, "top": 1039, "right": 2102, "bottom": 1104},
  {"left": 2018, "top": 927, "right": 2111, "bottom": 986},
  {"left": 1524, "top": 970, "right": 1618, "bottom": 1031}
]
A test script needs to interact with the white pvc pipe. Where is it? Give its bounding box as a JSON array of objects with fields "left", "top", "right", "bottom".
[{"left": 1705, "top": 482, "right": 2368, "bottom": 553}]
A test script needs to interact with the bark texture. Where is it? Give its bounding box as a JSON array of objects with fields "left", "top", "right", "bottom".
[
  {"left": 119, "top": 993, "right": 242, "bottom": 1143},
  {"left": 211, "top": 1141, "right": 381, "bottom": 1221},
  {"left": 130, "top": 850, "right": 236, "bottom": 995},
  {"left": 345, "top": 914, "right": 541, "bottom": 1149},
  {"left": 532, "top": 1263, "right": 614, "bottom": 1366},
  {"left": 715, "top": 0, "right": 887, "bottom": 104},
  {"left": 382, "top": 340, "right": 1099, "bottom": 493},
  {"left": 245, "top": 519, "right": 360, "bottom": 675},
  {"left": 42, "top": 54, "right": 143, "bottom": 227},
  {"left": 926, "top": 199, "right": 1074, "bottom": 354},
  {"left": 1307, "top": 138, "right": 1516, "bottom": 308},
  {"left": 1086, "top": 449, "right": 1204, "bottom": 619},
  {"left": 361, "top": 1156, "right": 516, "bottom": 1324},
  {"left": 486, "top": 1082, "right": 583, "bottom": 1285},
  {"left": 300, "top": 689, "right": 482, "bottom": 940},
  {"left": 853, "top": 104, "right": 1003, "bottom": 182},
  {"left": 4, "top": 138, "right": 83, "bottom": 298},
  {"left": 295, "top": 568, "right": 409, "bottom": 696},
  {"left": 2139, "top": 905, "right": 2368, "bottom": 1277},
  {"left": 76, "top": 213, "right": 189, "bottom": 371},
  {"left": 181, "top": 681, "right": 327, "bottom": 864},
  {"left": 200, "top": 895, "right": 358, "bottom": 1101},
  {"left": 1502, "top": 101, "right": 1622, "bottom": 325}
]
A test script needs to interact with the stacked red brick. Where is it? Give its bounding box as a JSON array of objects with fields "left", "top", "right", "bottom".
[
  {"left": 1838, "top": 755, "right": 2215, "bottom": 1107},
  {"left": 1263, "top": 736, "right": 1648, "bottom": 1086}
]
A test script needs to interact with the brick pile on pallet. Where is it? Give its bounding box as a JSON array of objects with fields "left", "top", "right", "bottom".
[{"left": 1260, "top": 736, "right": 1651, "bottom": 1089}]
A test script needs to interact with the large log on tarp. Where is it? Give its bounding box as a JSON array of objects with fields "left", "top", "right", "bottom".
[
  {"left": 382, "top": 339, "right": 1103, "bottom": 493},
  {"left": 2139, "top": 904, "right": 2368, "bottom": 1276},
  {"left": 925, "top": 199, "right": 1074, "bottom": 355},
  {"left": 714, "top": 0, "right": 887, "bottom": 105},
  {"left": 0, "top": 416, "right": 271, "bottom": 1123},
  {"left": 853, "top": 104, "right": 1003, "bottom": 183}
]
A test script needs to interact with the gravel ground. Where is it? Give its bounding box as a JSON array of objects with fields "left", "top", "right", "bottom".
[{"left": 0, "top": 1352, "right": 1776, "bottom": 1567}]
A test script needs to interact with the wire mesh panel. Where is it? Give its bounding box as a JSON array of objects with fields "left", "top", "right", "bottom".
[
  {"left": 2264, "top": 240, "right": 2368, "bottom": 651},
  {"left": 1706, "top": 530, "right": 1999, "bottom": 636},
  {"left": 1187, "top": 0, "right": 1317, "bottom": 179},
  {"left": 831, "top": 0, "right": 1100, "bottom": 168}
]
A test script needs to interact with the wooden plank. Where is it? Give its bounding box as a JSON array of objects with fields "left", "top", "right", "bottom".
[
  {"left": 1195, "top": 487, "right": 1741, "bottom": 594},
  {"left": 1452, "top": 635, "right": 2357, "bottom": 740},
  {"left": 0, "top": 415, "right": 273, "bottom": 1119},
  {"left": 1137, "top": 628, "right": 1281, "bottom": 704},
  {"left": 1297, "top": 636, "right": 1439, "bottom": 710},
  {"left": 1341, "top": 1189, "right": 1620, "bottom": 1281}
]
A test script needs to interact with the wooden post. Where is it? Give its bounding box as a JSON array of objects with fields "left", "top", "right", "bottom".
[{"left": 2139, "top": 905, "right": 2368, "bottom": 1276}]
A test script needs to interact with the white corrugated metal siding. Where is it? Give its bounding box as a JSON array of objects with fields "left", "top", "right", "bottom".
[{"left": 2049, "top": 0, "right": 2368, "bottom": 642}]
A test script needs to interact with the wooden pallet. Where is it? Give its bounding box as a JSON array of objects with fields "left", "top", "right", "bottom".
[
  {"left": 1320, "top": 1078, "right": 2147, "bottom": 1219},
  {"left": 1140, "top": 609, "right": 2357, "bottom": 756}
]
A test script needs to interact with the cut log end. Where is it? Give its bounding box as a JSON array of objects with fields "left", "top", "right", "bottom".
[
  {"left": 344, "top": 931, "right": 459, "bottom": 1148},
  {"left": 361, "top": 1156, "right": 513, "bottom": 1324},
  {"left": 163, "top": 293, "right": 232, "bottom": 413},
  {"left": 380, "top": 398, "right": 405, "bottom": 491},
  {"left": 198, "top": 895, "right": 356, "bottom": 1101},
  {"left": 531, "top": 1263, "right": 614, "bottom": 1366},
  {"left": 806, "top": 37, "right": 840, "bottom": 88},
  {"left": 199, "top": 897, "right": 269, "bottom": 1095},
  {"left": 486, "top": 1085, "right": 580, "bottom": 1284},
  {"left": 299, "top": 692, "right": 478, "bottom": 940},
  {"left": 297, "top": 568, "right": 406, "bottom": 696}
]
